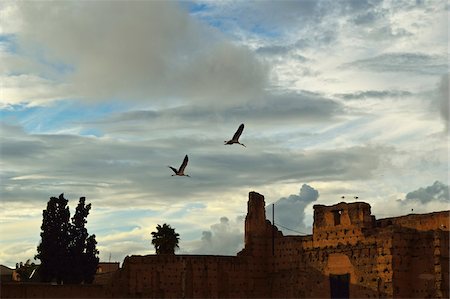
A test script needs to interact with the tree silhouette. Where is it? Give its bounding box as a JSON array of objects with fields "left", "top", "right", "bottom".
[
  {"left": 151, "top": 224, "right": 180, "bottom": 254},
  {"left": 15, "top": 260, "right": 38, "bottom": 282},
  {"left": 35, "top": 194, "right": 70, "bottom": 284},
  {"left": 66, "top": 197, "right": 98, "bottom": 283},
  {"left": 83, "top": 235, "right": 99, "bottom": 283},
  {"left": 35, "top": 194, "right": 99, "bottom": 284}
]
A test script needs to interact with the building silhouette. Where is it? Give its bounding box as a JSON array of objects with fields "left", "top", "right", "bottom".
[{"left": 2, "top": 191, "right": 449, "bottom": 298}]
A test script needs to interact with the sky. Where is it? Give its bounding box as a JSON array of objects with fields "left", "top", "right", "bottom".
[{"left": 0, "top": 0, "right": 449, "bottom": 268}]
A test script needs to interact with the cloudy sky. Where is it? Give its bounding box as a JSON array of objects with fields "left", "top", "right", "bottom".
[{"left": 0, "top": 0, "right": 448, "bottom": 267}]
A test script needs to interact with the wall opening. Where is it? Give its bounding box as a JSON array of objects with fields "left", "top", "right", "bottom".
[
  {"left": 333, "top": 210, "right": 342, "bottom": 225},
  {"left": 330, "top": 273, "right": 350, "bottom": 299}
]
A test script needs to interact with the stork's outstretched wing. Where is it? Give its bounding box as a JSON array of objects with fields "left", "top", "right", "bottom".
[
  {"left": 178, "top": 155, "right": 189, "bottom": 173},
  {"left": 168, "top": 166, "right": 178, "bottom": 174},
  {"left": 232, "top": 123, "right": 244, "bottom": 141}
]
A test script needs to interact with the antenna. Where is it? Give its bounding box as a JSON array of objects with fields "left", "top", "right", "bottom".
[{"left": 109, "top": 252, "right": 111, "bottom": 262}]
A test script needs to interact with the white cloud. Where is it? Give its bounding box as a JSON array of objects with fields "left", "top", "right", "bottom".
[
  {"left": 0, "top": 75, "right": 71, "bottom": 107},
  {"left": 185, "top": 216, "right": 244, "bottom": 255},
  {"left": 1, "top": 1, "right": 267, "bottom": 107}
]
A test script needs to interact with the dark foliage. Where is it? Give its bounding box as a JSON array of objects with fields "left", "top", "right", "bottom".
[
  {"left": 35, "top": 194, "right": 70, "bottom": 283},
  {"left": 35, "top": 194, "right": 99, "bottom": 284},
  {"left": 151, "top": 223, "right": 180, "bottom": 254},
  {"left": 15, "top": 260, "right": 39, "bottom": 282}
]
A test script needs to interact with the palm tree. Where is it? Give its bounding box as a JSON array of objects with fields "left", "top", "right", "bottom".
[{"left": 151, "top": 224, "right": 180, "bottom": 254}]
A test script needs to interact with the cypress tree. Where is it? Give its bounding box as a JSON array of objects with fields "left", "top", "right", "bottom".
[
  {"left": 83, "top": 235, "right": 99, "bottom": 283},
  {"left": 35, "top": 194, "right": 70, "bottom": 284},
  {"left": 67, "top": 197, "right": 91, "bottom": 283},
  {"left": 35, "top": 194, "right": 99, "bottom": 284}
]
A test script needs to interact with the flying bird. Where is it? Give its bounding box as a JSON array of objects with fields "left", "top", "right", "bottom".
[
  {"left": 168, "top": 155, "right": 190, "bottom": 177},
  {"left": 224, "top": 123, "right": 246, "bottom": 147}
]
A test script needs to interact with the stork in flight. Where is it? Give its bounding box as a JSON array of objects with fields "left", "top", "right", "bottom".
[
  {"left": 168, "top": 155, "right": 190, "bottom": 177},
  {"left": 224, "top": 123, "right": 246, "bottom": 147}
]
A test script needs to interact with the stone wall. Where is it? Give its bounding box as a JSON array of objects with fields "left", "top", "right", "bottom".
[
  {"left": 1, "top": 191, "right": 448, "bottom": 298},
  {"left": 0, "top": 283, "right": 106, "bottom": 298},
  {"left": 108, "top": 255, "right": 258, "bottom": 298}
]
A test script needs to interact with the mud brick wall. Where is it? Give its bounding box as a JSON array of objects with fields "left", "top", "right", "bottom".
[
  {"left": 390, "top": 229, "right": 436, "bottom": 298},
  {"left": 2, "top": 192, "right": 448, "bottom": 299},
  {"left": 268, "top": 201, "right": 450, "bottom": 298},
  {"left": 0, "top": 283, "right": 106, "bottom": 298},
  {"left": 312, "top": 202, "right": 374, "bottom": 247},
  {"left": 109, "top": 255, "right": 260, "bottom": 298},
  {"left": 270, "top": 234, "right": 391, "bottom": 298},
  {"left": 376, "top": 211, "right": 450, "bottom": 231},
  {"left": 437, "top": 229, "right": 449, "bottom": 298}
]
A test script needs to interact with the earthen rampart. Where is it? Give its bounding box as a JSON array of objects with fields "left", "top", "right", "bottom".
[{"left": 1, "top": 191, "right": 448, "bottom": 298}]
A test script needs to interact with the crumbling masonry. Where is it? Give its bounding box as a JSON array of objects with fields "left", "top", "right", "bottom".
[
  {"left": 109, "top": 191, "right": 449, "bottom": 298},
  {"left": 2, "top": 191, "right": 448, "bottom": 298}
]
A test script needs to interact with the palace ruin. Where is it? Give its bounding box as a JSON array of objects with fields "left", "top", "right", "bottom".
[{"left": 2, "top": 191, "right": 449, "bottom": 298}]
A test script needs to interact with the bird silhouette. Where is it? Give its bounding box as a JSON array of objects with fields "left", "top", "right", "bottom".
[
  {"left": 224, "top": 123, "right": 246, "bottom": 147},
  {"left": 168, "top": 155, "right": 190, "bottom": 177}
]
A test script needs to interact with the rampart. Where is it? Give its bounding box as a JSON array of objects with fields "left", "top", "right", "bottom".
[{"left": 2, "top": 191, "right": 448, "bottom": 298}]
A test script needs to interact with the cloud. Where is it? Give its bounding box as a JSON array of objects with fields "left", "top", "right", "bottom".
[
  {"left": 405, "top": 181, "right": 449, "bottom": 204},
  {"left": 266, "top": 184, "right": 319, "bottom": 235},
  {"left": 1, "top": 119, "right": 389, "bottom": 210},
  {"left": 2, "top": 0, "right": 448, "bottom": 268},
  {"left": 437, "top": 74, "right": 449, "bottom": 132},
  {"left": 192, "top": 1, "right": 321, "bottom": 33},
  {"left": 343, "top": 53, "right": 448, "bottom": 75},
  {"left": 186, "top": 216, "right": 244, "bottom": 255},
  {"left": 97, "top": 90, "right": 344, "bottom": 131},
  {"left": 336, "top": 90, "right": 413, "bottom": 100},
  {"left": 1, "top": 1, "right": 267, "bottom": 107},
  {"left": 371, "top": 181, "right": 450, "bottom": 219}
]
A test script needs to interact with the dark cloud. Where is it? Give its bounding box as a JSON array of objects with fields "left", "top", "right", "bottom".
[
  {"left": 255, "top": 43, "right": 312, "bottom": 60},
  {"left": 1, "top": 121, "right": 388, "bottom": 208},
  {"left": 266, "top": 184, "right": 319, "bottom": 235},
  {"left": 351, "top": 11, "right": 380, "bottom": 25},
  {"left": 342, "top": 53, "right": 448, "bottom": 75},
  {"left": 11, "top": 1, "right": 268, "bottom": 106},
  {"left": 98, "top": 91, "right": 344, "bottom": 130},
  {"left": 336, "top": 90, "right": 413, "bottom": 100},
  {"left": 341, "top": 0, "right": 383, "bottom": 13},
  {"left": 405, "top": 181, "right": 449, "bottom": 204}
]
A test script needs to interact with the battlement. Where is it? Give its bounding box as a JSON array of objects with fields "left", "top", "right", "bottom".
[
  {"left": 312, "top": 202, "right": 375, "bottom": 247},
  {"left": 313, "top": 201, "right": 373, "bottom": 230}
]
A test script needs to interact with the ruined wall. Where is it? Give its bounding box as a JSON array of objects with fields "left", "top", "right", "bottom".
[
  {"left": 108, "top": 255, "right": 257, "bottom": 298},
  {"left": 377, "top": 211, "right": 450, "bottom": 231},
  {"left": 269, "top": 202, "right": 394, "bottom": 298},
  {"left": 313, "top": 202, "right": 374, "bottom": 247},
  {"left": 2, "top": 192, "right": 448, "bottom": 299},
  {"left": 0, "top": 283, "right": 106, "bottom": 298},
  {"left": 268, "top": 201, "right": 449, "bottom": 298}
]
